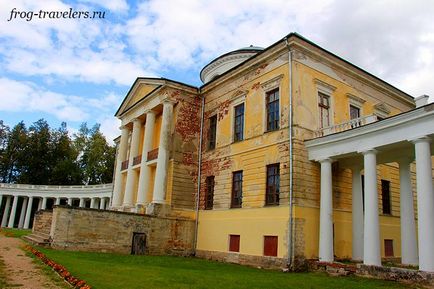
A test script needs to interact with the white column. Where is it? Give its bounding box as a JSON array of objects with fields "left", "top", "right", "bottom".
[
  {"left": 362, "top": 149, "right": 381, "bottom": 266},
  {"left": 412, "top": 137, "right": 434, "bottom": 272},
  {"left": 37, "top": 198, "right": 42, "bottom": 210},
  {"left": 137, "top": 110, "right": 156, "bottom": 205},
  {"left": 99, "top": 198, "right": 106, "bottom": 210},
  {"left": 112, "top": 125, "right": 130, "bottom": 207},
  {"left": 398, "top": 158, "right": 418, "bottom": 265},
  {"left": 152, "top": 100, "right": 175, "bottom": 203},
  {"left": 124, "top": 118, "right": 142, "bottom": 207},
  {"left": 41, "top": 197, "right": 47, "bottom": 210},
  {"left": 90, "top": 197, "right": 96, "bottom": 209},
  {"left": 79, "top": 198, "right": 85, "bottom": 208},
  {"left": 55, "top": 198, "right": 61, "bottom": 205},
  {"left": 0, "top": 195, "right": 2, "bottom": 210},
  {"left": 319, "top": 158, "right": 333, "bottom": 262},
  {"left": 1, "top": 196, "right": 11, "bottom": 227},
  {"left": 351, "top": 166, "right": 364, "bottom": 261},
  {"left": 7, "top": 195, "right": 19, "bottom": 228},
  {"left": 24, "top": 197, "right": 33, "bottom": 229},
  {"left": 18, "top": 197, "right": 27, "bottom": 229},
  {"left": 67, "top": 198, "right": 73, "bottom": 206}
]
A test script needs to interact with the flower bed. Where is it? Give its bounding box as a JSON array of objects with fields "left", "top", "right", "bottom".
[{"left": 24, "top": 245, "right": 91, "bottom": 289}]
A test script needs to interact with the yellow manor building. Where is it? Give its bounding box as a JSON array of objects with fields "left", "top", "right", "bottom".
[{"left": 109, "top": 33, "right": 434, "bottom": 272}]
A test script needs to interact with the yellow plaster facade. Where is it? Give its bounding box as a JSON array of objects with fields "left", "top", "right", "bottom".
[{"left": 113, "top": 33, "right": 433, "bottom": 269}]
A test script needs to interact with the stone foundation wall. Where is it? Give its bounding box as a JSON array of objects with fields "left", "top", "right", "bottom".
[
  {"left": 196, "top": 249, "right": 287, "bottom": 270},
  {"left": 49, "top": 206, "right": 195, "bottom": 255},
  {"left": 310, "top": 261, "right": 434, "bottom": 287},
  {"left": 33, "top": 210, "right": 53, "bottom": 235}
]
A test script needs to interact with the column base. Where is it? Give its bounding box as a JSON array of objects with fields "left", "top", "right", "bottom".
[
  {"left": 135, "top": 203, "right": 147, "bottom": 214},
  {"left": 146, "top": 203, "right": 171, "bottom": 217}
]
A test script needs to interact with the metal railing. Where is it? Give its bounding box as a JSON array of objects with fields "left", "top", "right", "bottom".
[{"left": 147, "top": 148, "right": 159, "bottom": 161}]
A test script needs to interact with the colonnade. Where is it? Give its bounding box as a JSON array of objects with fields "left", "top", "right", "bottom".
[
  {"left": 0, "top": 183, "right": 113, "bottom": 229},
  {"left": 0, "top": 195, "right": 111, "bottom": 229},
  {"left": 112, "top": 99, "right": 175, "bottom": 211},
  {"left": 318, "top": 137, "right": 434, "bottom": 272}
]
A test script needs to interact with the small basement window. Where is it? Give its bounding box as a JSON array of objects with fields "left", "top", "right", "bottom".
[{"left": 229, "top": 235, "right": 240, "bottom": 252}]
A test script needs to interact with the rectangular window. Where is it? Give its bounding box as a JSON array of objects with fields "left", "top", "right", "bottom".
[
  {"left": 208, "top": 115, "right": 217, "bottom": 150},
  {"left": 231, "top": 171, "right": 243, "bottom": 208},
  {"left": 264, "top": 236, "right": 278, "bottom": 257},
  {"left": 266, "top": 89, "right": 279, "bottom": 131},
  {"left": 266, "top": 164, "right": 280, "bottom": 206},
  {"left": 234, "top": 103, "right": 244, "bottom": 142},
  {"left": 319, "top": 92, "right": 331, "bottom": 128},
  {"left": 205, "top": 176, "right": 215, "bottom": 210},
  {"left": 350, "top": 105, "right": 360, "bottom": 119},
  {"left": 229, "top": 235, "right": 240, "bottom": 252},
  {"left": 384, "top": 239, "right": 394, "bottom": 257},
  {"left": 381, "top": 179, "right": 391, "bottom": 215}
]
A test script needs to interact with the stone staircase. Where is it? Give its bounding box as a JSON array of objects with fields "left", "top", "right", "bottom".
[
  {"left": 23, "top": 210, "right": 53, "bottom": 247},
  {"left": 23, "top": 231, "right": 51, "bottom": 246}
]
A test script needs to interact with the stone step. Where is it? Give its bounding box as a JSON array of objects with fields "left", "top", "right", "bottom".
[
  {"left": 23, "top": 233, "right": 51, "bottom": 246},
  {"left": 31, "top": 232, "right": 50, "bottom": 241}
]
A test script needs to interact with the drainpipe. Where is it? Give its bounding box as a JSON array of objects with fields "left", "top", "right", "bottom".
[
  {"left": 193, "top": 92, "right": 205, "bottom": 255},
  {"left": 285, "top": 37, "right": 295, "bottom": 269}
]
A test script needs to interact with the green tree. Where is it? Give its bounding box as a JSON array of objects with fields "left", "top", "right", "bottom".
[
  {"left": 50, "top": 122, "right": 82, "bottom": 185},
  {"left": 77, "top": 123, "right": 115, "bottom": 185},
  {"left": 1, "top": 122, "right": 27, "bottom": 183},
  {"left": 18, "top": 119, "right": 52, "bottom": 184}
]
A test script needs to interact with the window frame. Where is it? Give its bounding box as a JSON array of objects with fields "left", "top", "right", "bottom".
[
  {"left": 233, "top": 103, "right": 245, "bottom": 142},
  {"left": 384, "top": 239, "right": 394, "bottom": 257},
  {"left": 205, "top": 176, "right": 215, "bottom": 210},
  {"left": 265, "top": 164, "right": 280, "bottom": 206},
  {"left": 207, "top": 115, "right": 217, "bottom": 150},
  {"left": 231, "top": 171, "right": 243, "bottom": 208},
  {"left": 263, "top": 236, "right": 278, "bottom": 257},
  {"left": 381, "top": 179, "right": 391, "bottom": 215},
  {"left": 229, "top": 234, "right": 240, "bottom": 252},
  {"left": 318, "top": 92, "right": 331, "bottom": 129},
  {"left": 265, "top": 88, "right": 280, "bottom": 132}
]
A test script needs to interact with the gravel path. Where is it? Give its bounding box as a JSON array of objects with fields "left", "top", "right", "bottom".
[{"left": 0, "top": 233, "right": 65, "bottom": 289}]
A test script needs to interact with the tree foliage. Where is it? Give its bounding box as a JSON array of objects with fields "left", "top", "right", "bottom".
[{"left": 0, "top": 119, "right": 115, "bottom": 185}]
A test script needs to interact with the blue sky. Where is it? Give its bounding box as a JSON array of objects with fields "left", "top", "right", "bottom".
[{"left": 1, "top": 0, "right": 433, "bottom": 142}]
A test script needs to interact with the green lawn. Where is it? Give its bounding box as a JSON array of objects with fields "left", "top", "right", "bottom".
[
  {"left": 1, "top": 228, "right": 32, "bottom": 238},
  {"left": 36, "top": 247, "right": 409, "bottom": 289}
]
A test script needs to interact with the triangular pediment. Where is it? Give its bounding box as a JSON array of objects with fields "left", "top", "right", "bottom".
[
  {"left": 115, "top": 77, "right": 198, "bottom": 118},
  {"left": 115, "top": 79, "right": 163, "bottom": 117}
]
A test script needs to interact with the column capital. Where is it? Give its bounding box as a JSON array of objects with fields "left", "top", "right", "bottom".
[
  {"left": 318, "top": 157, "right": 333, "bottom": 164},
  {"left": 131, "top": 117, "right": 142, "bottom": 124},
  {"left": 119, "top": 124, "right": 129, "bottom": 131},
  {"left": 410, "top": 136, "right": 431, "bottom": 144},
  {"left": 162, "top": 98, "right": 176, "bottom": 106},
  {"left": 359, "top": 148, "right": 378, "bottom": 155},
  {"left": 396, "top": 156, "right": 414, "bottom": 165},
  {"left": 144, "top": 109, "right": 156, "bottom": 115}
]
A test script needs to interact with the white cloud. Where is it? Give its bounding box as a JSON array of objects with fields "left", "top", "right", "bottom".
[
  {"left": 99, "top": 117, "right": 121, "bottom": 144},
  {"left": 77, "top": 0, "right": 129, "bottom": 12},
  {"left": 0, "top": 77, "right": 88, "bottom": 121}
]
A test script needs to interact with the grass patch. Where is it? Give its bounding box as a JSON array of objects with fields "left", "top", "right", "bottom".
[
  {"left": 0, "top": 228, "right": 32, "bottom": 238},
  {"left": 36, "top": 247, "right": 409, "bottom": 289}
]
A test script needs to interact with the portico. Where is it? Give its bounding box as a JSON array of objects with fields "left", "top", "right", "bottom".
[
  {"left": 111, "top": 98, "right": 175, "bottom": 213},
  {"left": 306, "top": 102, "right": 434, "bottom": 272},
  {"left": 110, "top": 77, "right": 199, "bottom": 215}
]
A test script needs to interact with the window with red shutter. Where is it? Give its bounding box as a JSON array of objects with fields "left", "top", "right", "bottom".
[
  {"left": 264, "top": 236, "right": 278, "bottom": 257},
  {"left": 229, "top": 235, "right": 240, "bottom": 252},
  {"left": 384, "top": 239, "right": 394, "bottom": 257}
]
